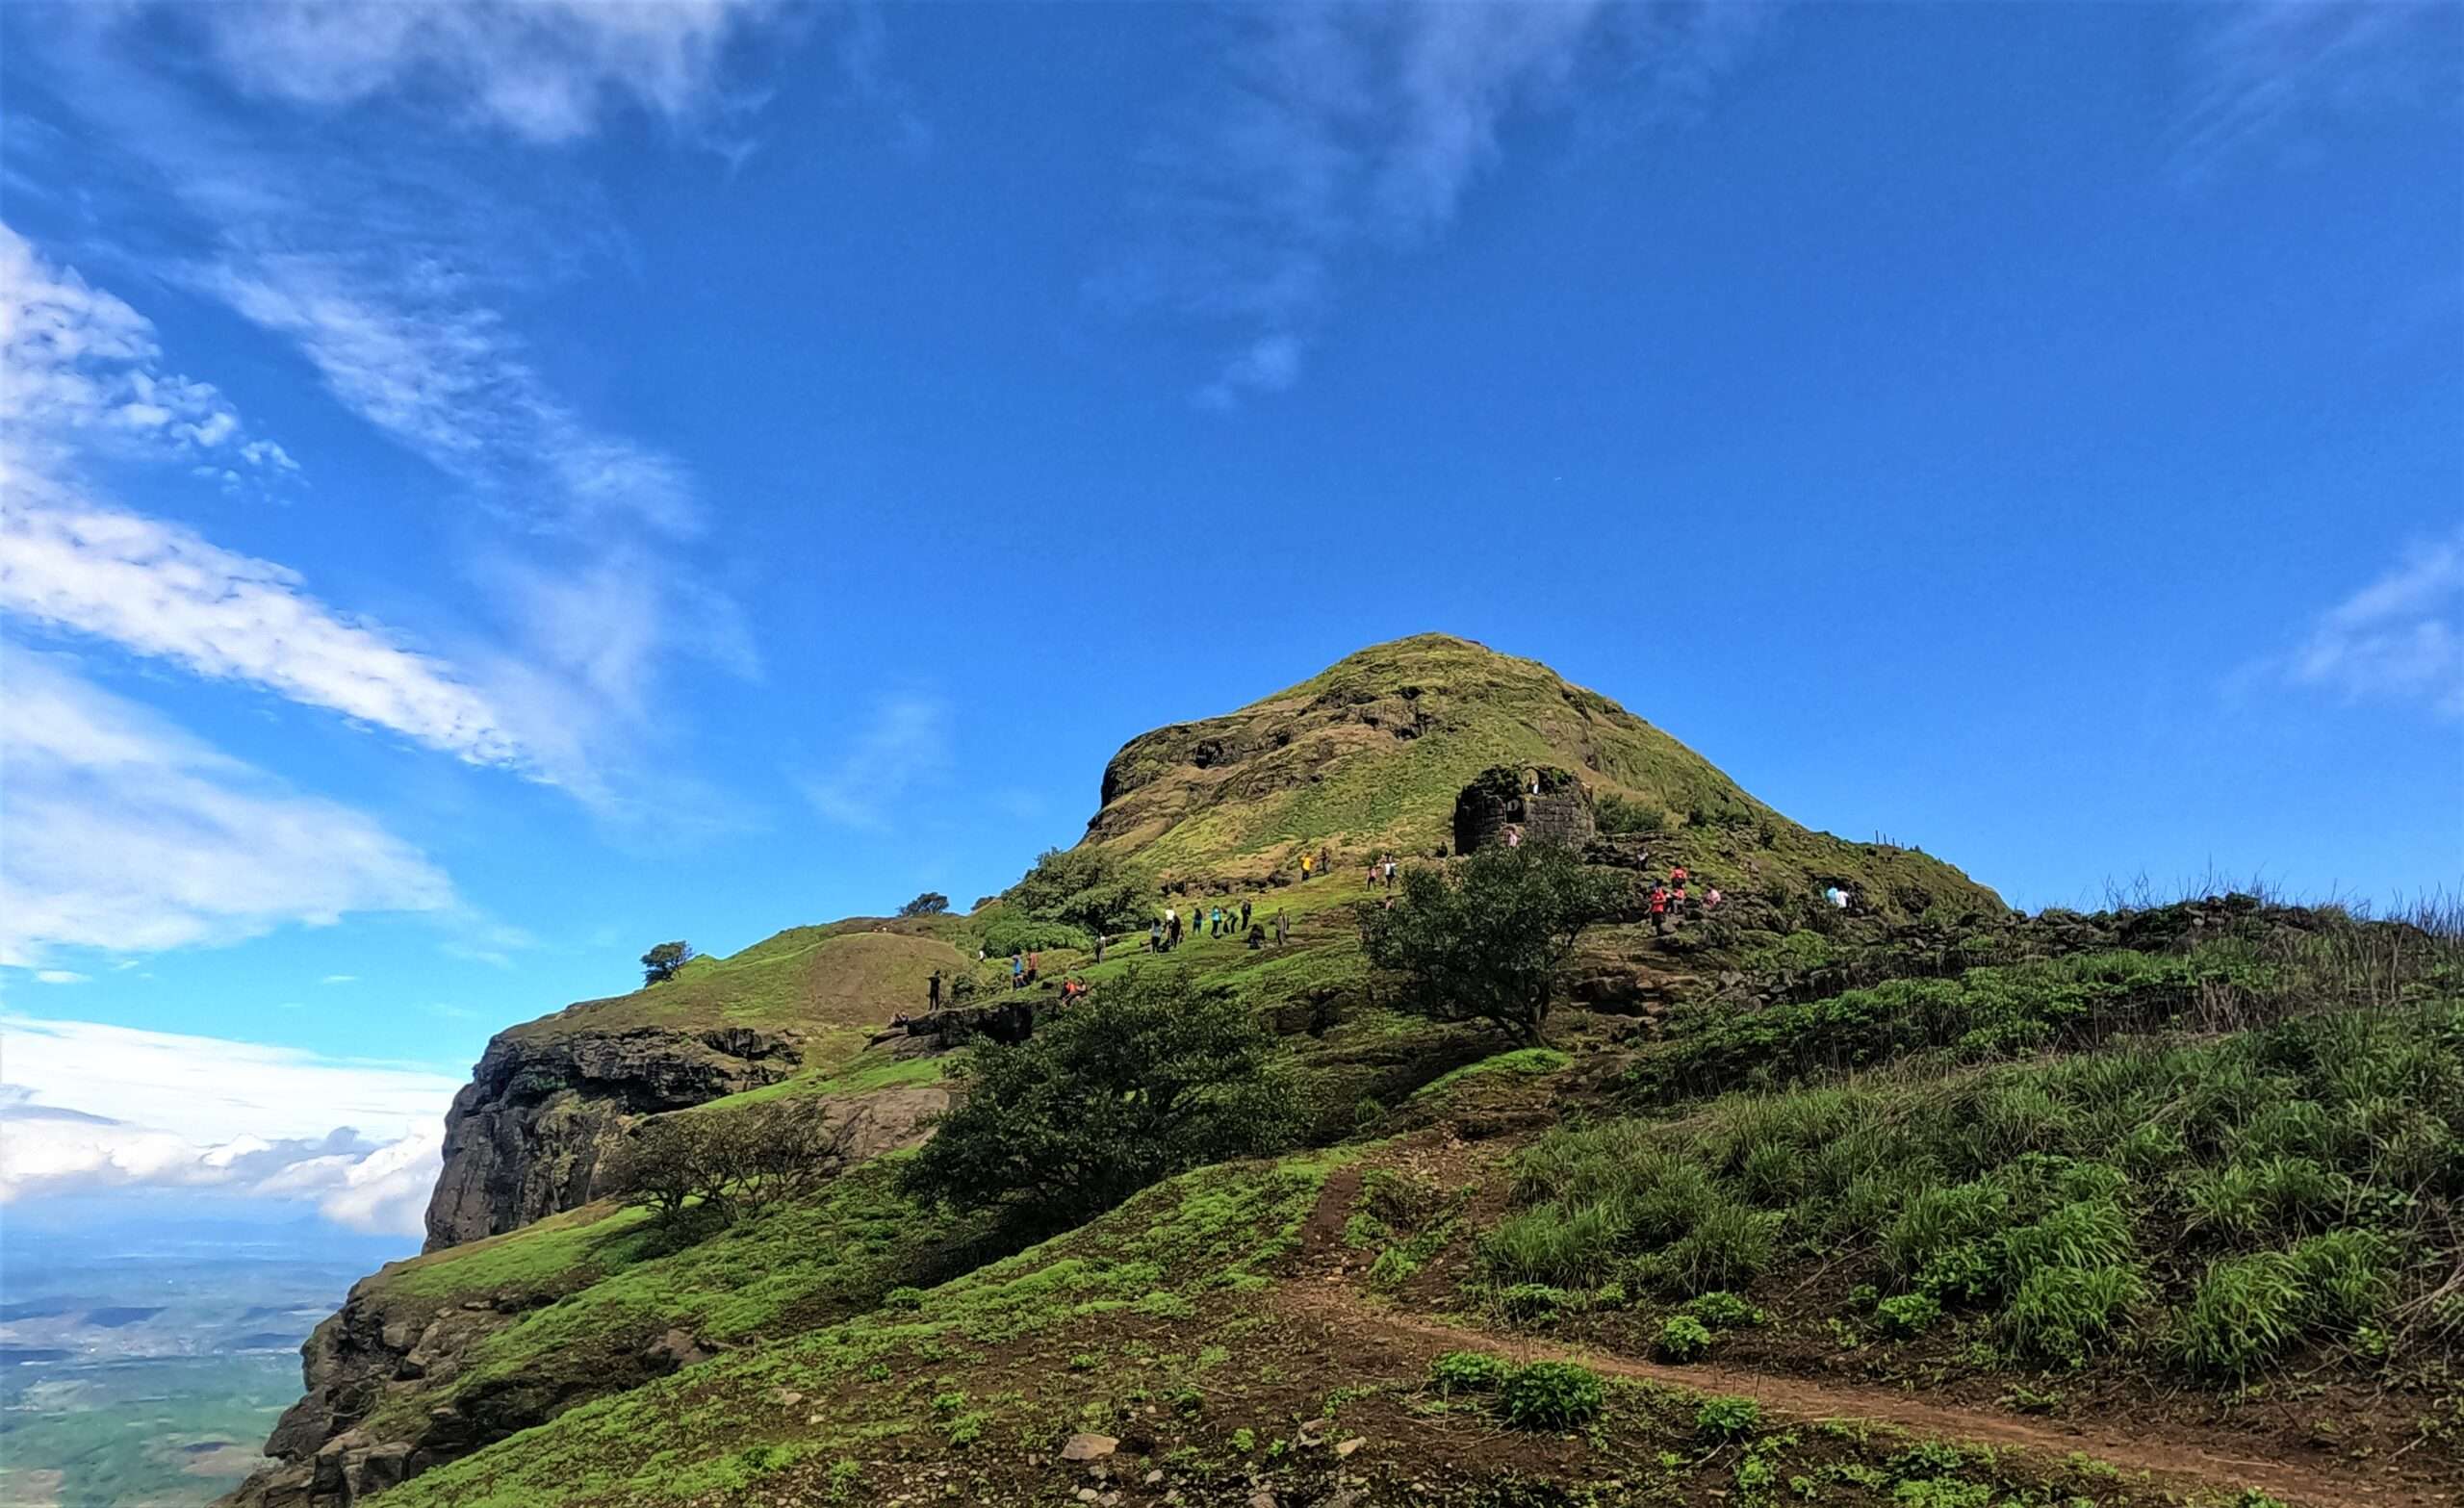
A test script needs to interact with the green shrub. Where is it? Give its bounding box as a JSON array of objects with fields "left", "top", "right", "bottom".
[
  {"left": 1997, "top": 1199, "right": 2135, "bottom": 1288},
  {"left": 1500, "top": 1362, "right": 1605, "bottom": 1431},
  {"left": 899, "top": 968, "right": 1300, "bottom": 1234},
  {"left": 1874, "top": 1291, "right": 1942, "bottom": 1338},
  {"left": 1695, "top": 1394, "right": 1761, "bottom": 1441},
  {"left": 1428, "top": 1350, "right": 1513, "bottom": 1394},
  {"left": 2289, "top": 1228, "right": 2394, "bottom": 1327},
  {"left": 1358, "top": 842, "right": 1623, "bottom": 1044},
  {"left": 1626, "top": 950, "right": 2237, "bottom": 1104},
  {"left": 1886, "top": 1180, "right": 2008, "bottom": 1283},
  {"left": 1657, "top": 1315, "right": 1714, "bottom": 1361},
  {"left": 1497, "top": 1283, "right": 1573, "bottom": 1320},
  {"left": 2178, "top": 1252, "right": 2310, "bottom": 1378},
  {"left": 1665, "top": 1201, "right": 1778, "bottom": 1293},
  {"left": 1481, "top": 1203, "right": 1625, "bottom": 1287},
  {"left": 882, "top": 1287, "right": 925, "bottom": 1311},
  {"left": 1630, "top": 1162, "right": 1721, "bottom": 1243},
  {"left": 1998, "top": 1265, "right": 2144, "bottom": 1366},
  {"left": 975, "top": 912, "right": 1092, "bottom": 958}
]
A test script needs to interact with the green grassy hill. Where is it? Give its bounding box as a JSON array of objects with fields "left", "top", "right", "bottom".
[
  {"left": 350, "top": 901, "right": 2458, "bottom": 1508},
  {"left": 1081, "top": 633, "right": 1999, "bottom": 920},
  {"left": 509, "top": 924, "right": 973, "bottom": 1057},
  {"left": 218, "top": 636, "right": 2464, "bottom": 1508}
]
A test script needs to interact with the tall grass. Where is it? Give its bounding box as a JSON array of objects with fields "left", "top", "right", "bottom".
[{"left": 1487, "top": 996, "right": 2461, "bottom": 1381}]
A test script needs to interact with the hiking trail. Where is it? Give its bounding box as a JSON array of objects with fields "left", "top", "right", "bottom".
[{"left": 1283, "top": 1164, "right": 2427, "bottom": 1508}]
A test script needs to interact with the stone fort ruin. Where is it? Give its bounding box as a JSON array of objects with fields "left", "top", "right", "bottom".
[{"left": 1451, "top": 765, "right": 1597, "bottom": 854}]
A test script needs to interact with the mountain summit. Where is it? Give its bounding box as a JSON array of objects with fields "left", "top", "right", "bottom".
[{"left": 1085, "top": 632, "right": 1996, "bottom": 913}]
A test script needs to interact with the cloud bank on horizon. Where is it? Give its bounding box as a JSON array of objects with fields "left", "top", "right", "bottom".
[{"left": 0, "top": 1015, "right": 461, "bottom": 1236}]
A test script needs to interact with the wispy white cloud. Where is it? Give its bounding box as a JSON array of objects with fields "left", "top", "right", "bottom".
[
  {"left": 31, "top": 971, "right": 90, "bottom": 985},
  {"left": 800, "top": 694, "right": 953, "bottom": 831},
  {"left": 2, "top": 469, "right": 528, "bottom": 770},
  {"left": 201, "top": 253, "right": 701, "bottom": 537},
  {"left": 0, "top": 652, "right": 457, "bottom": 966},
  {"left": 2174, "top": 1, "right": 2462, "bottom": 173},
  {"left": 2276, "top": 530, "right": 2464, "bottom": 719},
  {"left": 0, "top": 221, "right": 296, "bottom": 483},
  {"left": 180, "top": 0, "right": 782, "bottom": 145},
  {"left": 1112, "top": 0, "right": 1765, "bottom": 407},
  {"left": 320, "top": 974, "right": 358, "bottom": 985},
  {"left": 0, "top": 1015, "right": 459, "bottom": 1235}
]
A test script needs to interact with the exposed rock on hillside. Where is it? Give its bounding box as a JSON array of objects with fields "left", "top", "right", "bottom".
[
  {"left": 423, "top": 1026, "right": 800, "bottom": 1251},
  {"left": 423, "top": 928, "right": 970, "bottom": 1250}
]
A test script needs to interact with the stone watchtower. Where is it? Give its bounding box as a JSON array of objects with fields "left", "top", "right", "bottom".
[{"left": 1451, "top": 765, "right": 1597, "bottom": 855}]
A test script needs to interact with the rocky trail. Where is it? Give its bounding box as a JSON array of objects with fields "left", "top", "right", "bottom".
[{"left": 1284, "top": 1165, "right": 2427, "bottom": 1508}]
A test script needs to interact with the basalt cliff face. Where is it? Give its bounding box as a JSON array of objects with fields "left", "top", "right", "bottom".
[{"left": 421, "top": 1025, "right": 802, "bottom": 1251}]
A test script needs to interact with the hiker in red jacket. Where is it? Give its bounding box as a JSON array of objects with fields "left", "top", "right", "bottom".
[{"left": 1649, "top": 883, "right": 1670, "bottom": 933}]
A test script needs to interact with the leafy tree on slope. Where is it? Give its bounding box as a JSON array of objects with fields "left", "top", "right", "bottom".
[
  {"left": 1358, "top": 843, "right": 1621, "bottom": 1045},
  {"left": 899, "top": 967, "right": 1299, "bottom": 1233}
]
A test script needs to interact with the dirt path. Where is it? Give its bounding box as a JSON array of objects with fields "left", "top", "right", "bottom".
[{"left": 1285, "top": 1168, "right": 2421, "bottom": 1508}]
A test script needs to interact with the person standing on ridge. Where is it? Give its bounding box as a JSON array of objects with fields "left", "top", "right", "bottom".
[
  {"left": 1299, "top": 852, "right": 1313, "bottom": 882},
  {"left": 1649, "top": 883, "right": 1670, "bottom": 934},
  {"left": 1093, "top": 932, "right": 1106, "bottom": 964},
  {"left": 1240, "top": 896, "right": 1252, "bottom": 931},
  {"left": 1149, "top": 917, "right": 1164, "bottom": 952},
  {"left": 927, "top": 970, "right": 942, "bottom": 1012},
  {"left": 1274, "top": 909, "right": 1289, "bottom": 947},
  {"left": 1010, "top": 952, "right": 1025, "bottom": 988}
]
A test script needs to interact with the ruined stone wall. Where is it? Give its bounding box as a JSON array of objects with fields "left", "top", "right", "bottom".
[{"left": 1452, "top": 766, "right": 1597, "bottom": 854}]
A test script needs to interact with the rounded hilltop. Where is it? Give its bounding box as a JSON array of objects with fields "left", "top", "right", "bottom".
[{"left": 1080, "top": 632, "right": 2001, "bottom": 916}]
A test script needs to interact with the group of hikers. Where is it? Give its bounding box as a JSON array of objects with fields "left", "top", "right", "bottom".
[
  {"left": 883, "top": 836, "right": 1873, "bottom": 1034},
  {"left": 1645, "top": 863, "right": 1725, "bottom": 933},
  {"left": 1148, "top": 894, "right": 1290, "bottom": 953}
]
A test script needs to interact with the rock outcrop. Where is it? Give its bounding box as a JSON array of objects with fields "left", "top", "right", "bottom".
[
  {"left": 215, "top": 1277, "right": 523, "bottom": 1508},
  {"left": 423, "top": 1024, "right": 802, "bottom": 1251}
]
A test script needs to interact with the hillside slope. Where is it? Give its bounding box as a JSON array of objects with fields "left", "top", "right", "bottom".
[
  {"left": 423, "top": 926, "right": 972, "bottom": 1249},
  {"left": 1082, "top": 633, "right": 1998, "bottom": 920},
  {"left": 360, "top": 902, "right": 2458, "bottom": 1508}
]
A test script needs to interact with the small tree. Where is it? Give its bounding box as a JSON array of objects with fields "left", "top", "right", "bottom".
[
  {"left": 640, "top": 940, "right": 696, "bottom": 985},
  {"left": 899, "top": 967, "right": 1300, "bottom": 1233},
  {"left": 606, "top": 1100, "right": 860, "bottom": 1227},
  {"left": 1357, "top": 843, "right": 1620, "bottom": 1045},
  {"left": 898, "top": 892, "right": 951, "bottom": 917}
]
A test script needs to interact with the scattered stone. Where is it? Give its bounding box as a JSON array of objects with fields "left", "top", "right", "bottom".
[
  {"left": 1060, "top": 1433, "right": 1118, "bottom": 1462},
  {"left": 1247, "top": 1493, "right": 1278, "bottom": 1508},
  {"left": 1142, "top": 1470, "right": 1165, "bottom": 1486},
  {"left": 771, "top": 1389, "right": 804, "bottom": 1406},
  {"left": 1073, "top": 1491, "right": 1099, "bottom": 1504},
  {"left": 1335, "top": 1437, "right": 1367, "bottom": 1457},
  {"left": 639, "top": 1328, "right": 711, "bottom": 1370}
]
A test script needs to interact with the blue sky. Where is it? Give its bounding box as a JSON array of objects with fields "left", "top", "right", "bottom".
[{"left": 2, "top": 0, "right": 2458, "bottom": 1238}]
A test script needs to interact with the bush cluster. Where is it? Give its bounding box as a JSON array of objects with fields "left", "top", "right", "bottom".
[
  {"left": 1498, "top": 1361, "right": 1604, "bottom": 1431},
  {"left": 1627, "top": 949, "right": 2268, "bottom": 1104},
  {"left": 898, "top": 967, "right": 1301, "bottom": 1234},
  {"left": 606, "top": 1099, "right": 859, "bottom": 1227}
]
